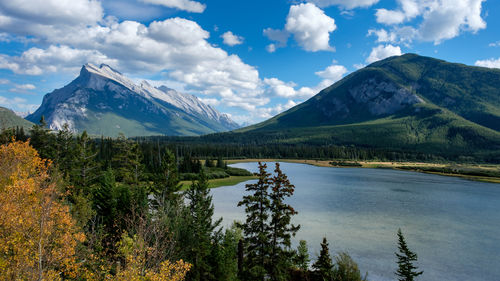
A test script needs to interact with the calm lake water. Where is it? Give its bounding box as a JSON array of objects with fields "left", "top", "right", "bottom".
[{"left": 211, "top": 162, "right": 500, "bottom": 281}]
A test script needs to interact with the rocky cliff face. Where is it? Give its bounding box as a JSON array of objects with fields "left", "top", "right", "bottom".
[
  {"left": 27, "top": 64, "right": 239, "bottom": 136},
  {"left": 315, "top": 78, "right": 423, "bottom": 120}
]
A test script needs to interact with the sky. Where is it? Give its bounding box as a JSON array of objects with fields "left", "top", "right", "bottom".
[{"left": 0, "top": 0, "right": 499, "bottom": 125}]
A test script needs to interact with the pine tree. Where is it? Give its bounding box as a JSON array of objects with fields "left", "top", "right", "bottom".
[
  {"left": 269, "top": 163, "right": 300, "bottom": 280},
  {"left": 55, "top": 123, "right": 75, "bottom": 178},
  {"left": 183, "top": 170, "right": 222, "bottom": 281},
  {"left": 72, "top": 131, "right": 99, "bottom": 194},
  {"left": 151, "top": 148, "right": 181, "bottom": 200},
  {"left": 29, "top": 116, "right": 56, "bottom": 160},
  {"left": 237, "top": 162, "right": 272, "bottom": 280},
  {"left": 313, "top": 237, "right": 334, "bottom": 281},
  {"left": 111, "top": 134, "right": 143, "bottom": 184},
  {"left": 395, "top": 229, "right": 423, "bottom": 281},
  {"left": 294, "top": 240, "right": 310, "bottom": 272}
]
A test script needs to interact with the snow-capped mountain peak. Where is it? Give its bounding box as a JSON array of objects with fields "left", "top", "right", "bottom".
[{"left": 26, "top": 64, "right": 239, "bottom": 136}]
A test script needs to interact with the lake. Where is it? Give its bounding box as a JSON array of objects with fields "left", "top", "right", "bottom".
[{"left": 211, "top": 162, "right": 500, "bottom": 281}]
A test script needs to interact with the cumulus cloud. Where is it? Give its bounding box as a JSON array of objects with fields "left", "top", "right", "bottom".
[
  {"left": 308, "top": 0, "right": 379, "bottom": 9},
  {"left": 285, "top": 3, "right": 337, "bottom": 52},
  {"left": 315, "top": 64, "right": 348, "bottom": 82},
  {"left": 139, "top": 0, "right": 206, "bottom": 13},
  {"left": 0, "top": 96, "right": 38, "bottom": 111},
  {"left": 368, "top": 29, "right": 397, "bottom": 43},
  {"left": 0, "top": 5, "right": 265, "bottom": 111},
  {"left": 221, "top": 31, "right": 244, "bottom": 46},
  {"left": 0, "top": 45, "right": 117, "bottom": 75},
  {"left": 266, "top": 44, "right": 277, "bottom": 53},
  {"left": 263, "top": 28, "right": 289, "bottom": 45},
  {"left": 254, "top": 100, "right": 298, "bottom": 119},
  {"left": 9, "top": 83, "right": 36, "bottom": 94},
  {"left": 374, "top": 0, "right": 486, "bottom": 44},
  {"left": 366, "top": 44, "right": 402, "bottom": 63},
  {"left": 264, "top": 62, "right": 348, "bottom": 100},
  {"left": 475, "top": 58, "right": 500, "bottom": 69}
]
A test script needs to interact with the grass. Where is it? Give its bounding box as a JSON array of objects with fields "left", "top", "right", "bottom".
[{"left": 179, "top": 175, "right": 257, "bottom": 190}]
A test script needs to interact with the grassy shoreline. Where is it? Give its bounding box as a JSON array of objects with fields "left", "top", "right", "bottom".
[
  {"left": 179, "top": 175, "right": 257, "bottom": 190},
  {"left": 227, "top": 159, "right": 500, "bottom": 184}
]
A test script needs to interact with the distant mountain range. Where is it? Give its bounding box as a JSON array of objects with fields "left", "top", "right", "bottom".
[
  {"left": 0, "top": 106, "right": 34, "bottom": 131},
  {"left": 26, "top": 64, "right": 239, "bottom": 137},
  {"left": 233, "top": 54, "right": 500, "bottom": 157}
]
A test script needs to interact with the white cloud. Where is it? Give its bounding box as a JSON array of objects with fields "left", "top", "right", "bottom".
[
  {"left": 308, "top": 0, "right": 379, "bottom": 9},
  {"left": 263, "top": 28, "right": 289, "bottom": 45},
  {"left": 315, "top": 64, "right": 348, "bottom": 82},
  {"left": 489, "top": 41, "right": 500, "bottom": 47},
  {"left": 0, "top": 14, "right": 265, "bottom": 111},
  {"left": 255, "top": 100, "right": 298, "bottom": 119},
  {"left": 0, "top": 79, "right": 9, "bottom": 84},
  {"left": 16, "top": 84, "right": 36, "bottom": 90},
  {"left": 263, "top": 62, "right": 348, "bottom": 100},
  {"left": 368, "top": 29, "right": 397, "bottom": 43},
  {"left": 198, "top": 98, "right": 220, "bottom": 106},
  {"left": 475, "top": 58, "right": 500, "bottom": 69},
  {"left": 139, "top": 0, "right": 206, "bottom": 13},
  {"left": 0, "top": 45, "right": 117, "bottom": 75},
  {"left": 0, "top": 0, "right": 103, "bottom": 27},
  {"left": 375, "top": 9, "right": 407, "bottom": 25},
  {"left": 285, "top": 3, "right": 337, "bottom": 52},
  {"left": 374, "top": 0, "right": 486, "bottom": 44},
  {"left": 221, "top": 31, "right": 244, "bottom": 46},
  {"left": 264, "top": 78, "right": 316, "bottom": 99},
  {"left": 366, "top": 44, "right": 402, "bottom": 63},
  {"left": 266, "top": 44, "right": 277, "bottom": 53},
  {"left": 0, "top": 96, "right": 38, "bottom": 111}
]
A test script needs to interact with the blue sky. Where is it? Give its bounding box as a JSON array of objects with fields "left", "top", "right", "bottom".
[{"left": 0, "top": 0, "right": 499, "bottom": 124}]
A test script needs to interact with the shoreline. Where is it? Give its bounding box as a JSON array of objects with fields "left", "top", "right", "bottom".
[{"left": 227, "top": 159, "right": 500, "bottom": 184}]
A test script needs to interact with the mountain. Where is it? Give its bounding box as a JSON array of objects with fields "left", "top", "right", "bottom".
[
  {"left": 26, "top": 64, "right": 239, "bottom": 137},
  {"left": 238, "top": 54, "right": 500, "bottom": 157},
  {"left": 0, "top": 106, "right": 34, "bottom": 130}
]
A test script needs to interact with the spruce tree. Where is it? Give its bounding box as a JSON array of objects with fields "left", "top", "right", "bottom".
[
  {"left": 294, "top": 240, "right": 310, "bottom": 272},
  {"left": 313, "top": 237, "right": 334, "bottom": 281},
  {"left": 395, "top": 229, "right": 423, "bottom": 281},
  {"left": 72, "top": 131, "right": 99, "bottom": 194},
  {"left": 238, "top": 162, "right": 272, "bottom": 280},
  {"left": 269, "top": 163, "right": 300, "bottom": 280},
  {"left": 183, "top": 170, "right": 222, "bottom": 281}
]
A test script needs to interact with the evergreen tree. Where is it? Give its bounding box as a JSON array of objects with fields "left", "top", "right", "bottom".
[
  {"left": 111, "top": 134, "right": 143, "bottom": 184},
  {"left": 294, "top": 240, "right": 310, "bottom": 272},
  {"left": 313, "top": 237, "right": 334, "bottom": 281},
  {"left": 269, "top": 163, "right": 300, "bottom": 280},
  {"left": 55, "top": 123, "right": 75, "bottom": 178},
  {"left": 395, "top": 229, "right": 423, "bottom": 281},
  {"left": 183, "top": 170, "right": 222, "bottom": 281},
  {"left": 237, "top": 162, "right": 272, "bottom": 280},
  {"left": 29, "top": 116, "right": 56, "bottom": 160},
  {"left": 216, "top": 156, "right": 225, "bottom": 169},
  {"left": 72, "top": 131, "right": 99, "bottom": 194},
  {"left": 151, "top": 148, "right": 182, "bottom": 199}
]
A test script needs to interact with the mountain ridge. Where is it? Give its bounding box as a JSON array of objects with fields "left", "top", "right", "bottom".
[
  {"left": 233, "top": 54, "right": 500, "bottom": 158},
  {"left": 26, "top": 64, "right": 238, "bottom": 137}
]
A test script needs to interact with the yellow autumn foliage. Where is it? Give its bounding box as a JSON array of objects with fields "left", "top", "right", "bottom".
[{"left": 0, "top": 140, "right": 85, "bottom": 280}]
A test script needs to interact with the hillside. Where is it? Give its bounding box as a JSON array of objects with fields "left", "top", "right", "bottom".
[
  {"left": 0, "top": 106, "right": 34, "bottom": 130},
  {"left": 26, "top": 64, "right": 239, "bottom": 137},
  {"left": 233, "top": 54, "right": 500, "bottom": 158}
]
